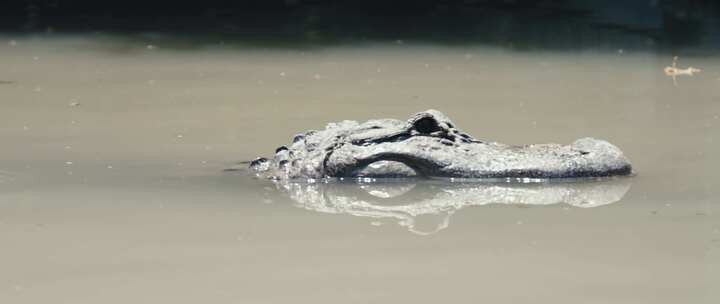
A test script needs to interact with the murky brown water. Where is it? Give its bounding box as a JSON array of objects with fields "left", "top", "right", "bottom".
[{"left": 1, "top": 36, "right": 718, "bottom": 303}]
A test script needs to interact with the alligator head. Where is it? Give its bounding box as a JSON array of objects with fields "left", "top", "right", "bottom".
[{"left": 250, "top": 110, "right": 632, "bottom": 180}]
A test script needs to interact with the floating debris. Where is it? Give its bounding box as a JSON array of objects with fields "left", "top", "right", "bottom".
[
  {"left": 68, "top": 101, "right": 80, "bottom": 107},
  {"left": 664, "top": 56, "right": 701, "bottom": 86}
]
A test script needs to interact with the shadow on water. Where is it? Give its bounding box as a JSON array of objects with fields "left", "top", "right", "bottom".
[
  {"left": 1, "top": 1, "right": 719, "bottom": 52},
  {"left": 267, "top": 177, "right": 633, "bottom": 235}
]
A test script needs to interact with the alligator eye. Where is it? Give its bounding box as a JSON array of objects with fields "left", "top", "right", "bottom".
[{"left": 413, "top": 116, "right": 441, "bottom": 134}]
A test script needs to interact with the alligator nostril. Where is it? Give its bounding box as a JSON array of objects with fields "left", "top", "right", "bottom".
[{"left": 413, "top": 116, "right": 440, "bottom": 134}]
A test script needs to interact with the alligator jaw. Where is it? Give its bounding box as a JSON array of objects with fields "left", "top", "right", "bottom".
[{"left": 323, "top": 136, "right": 633, "bottom": 179}]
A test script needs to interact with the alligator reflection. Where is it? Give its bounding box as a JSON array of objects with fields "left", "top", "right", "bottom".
[{"left": 273, "top": 178, "right": 632, "bottom": 235}]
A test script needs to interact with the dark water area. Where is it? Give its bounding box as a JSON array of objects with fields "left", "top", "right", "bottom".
[{"left": 2, "top": 0, "right": 720, "bottom": 52}]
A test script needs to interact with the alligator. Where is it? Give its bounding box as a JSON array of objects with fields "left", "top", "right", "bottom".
[{"left": 249, "top": 110, "right": 632, "bottom": 180}]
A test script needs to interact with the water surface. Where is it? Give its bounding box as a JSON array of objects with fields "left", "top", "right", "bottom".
[{"left": 0, "top": 36, "right": 718, "bottom": 303}]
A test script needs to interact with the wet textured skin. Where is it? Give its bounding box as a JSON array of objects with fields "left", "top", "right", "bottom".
[{"left": 250, "top": 110, "right": 632, "bottom": 180}]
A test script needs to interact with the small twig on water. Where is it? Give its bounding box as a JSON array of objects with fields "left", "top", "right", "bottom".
[{"left": 664, "top": 56, "right": 701, "bottom": 86}]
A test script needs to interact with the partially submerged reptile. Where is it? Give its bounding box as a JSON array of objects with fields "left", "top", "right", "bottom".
[{"left": 250, "top": 110, "right": 632, "bottom": 180}]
